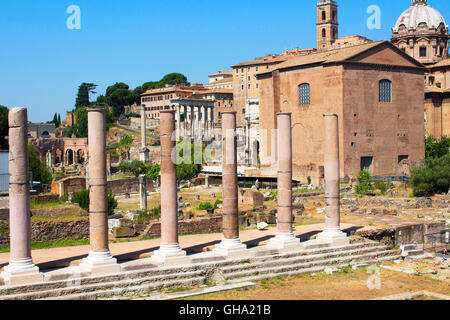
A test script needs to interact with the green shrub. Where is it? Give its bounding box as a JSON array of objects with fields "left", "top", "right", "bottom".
[
  {"left": 374, "top": 180, "right": 392, "bottom": 195},
  {"left": 213, "top": 199, "right": 223, "bottom": 209},
  {"left": 199, "top": 202, "right": 214, "bottom": 211},
  {"left": 71, "top": 189, "right": 89, "bottom": 212},
  {"left": 410, "top": 154, "right": 450, "bottom": 197},
  {"left": 354, "top": 170, "right": 374, "bottom": 195},
  {"left": 137, "top": 205, "right": 161, "bottom": 221},
  {"left": 71, "top": 189, "right": 118, "bottom": 215},
  {"left": 425, "top": 136, "right": 450, "bottom": 160}
]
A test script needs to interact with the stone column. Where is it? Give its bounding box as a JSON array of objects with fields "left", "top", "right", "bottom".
[
  {"left": 316, "top": 114, "right": 349, "bottom": 246},
  {"left": 183, "top": 105, "right": 188, "bottom": 138},
  {"left": 140, "top": 105, "right": 150, "bottom": 162},
  {"left": 214, "top": 111, "right": 248, "bottom": 258},
  {"left": 190, "top": 106, "right": 195, "bottom": 138},
  {"left": 1, "top": 108, "right": 44, "bottom": 285},
  {"left": 150, "top": 110, "right": 189, "bottom": 266},
  {"left": 139, "top": 175, "right": 147, "bottom": 211},
  {"left": 175, "top": 105, "right": 181, "bottom": 142},
  {"left": 267, "top": 113, "right": 301, "bottom": 252},
  {"left": 80, "top": 108, "right": 121, "bottom": 275}
]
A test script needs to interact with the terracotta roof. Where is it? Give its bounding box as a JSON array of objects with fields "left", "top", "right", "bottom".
[
  {"left": 429, "top": 59, "right": 450, "bottom": 68},
  {"left": 255, "top": 40, "right": 423, "bottom": 76},
  {"left": 209, "top": 71, "right": 233, "bottom": 77},
  {"left": 232, "top": 55, "right": 291, "bottom": 68}
]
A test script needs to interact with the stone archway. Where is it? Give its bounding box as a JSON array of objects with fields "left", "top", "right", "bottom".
[
  {"left": 77, "top": 149, "right": 85, "bottom": 165},
  {"left": 65, "top": 149, "right": 74, "bottom": 166}
]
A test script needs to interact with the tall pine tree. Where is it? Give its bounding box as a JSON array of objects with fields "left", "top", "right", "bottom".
[{"left": 75, "top": 83, "right": 97, "bottom": 108}]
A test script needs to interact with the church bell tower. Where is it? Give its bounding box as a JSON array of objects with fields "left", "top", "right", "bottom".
[{"left": 317, "top": 0, "right": 339, "bottom": 50}]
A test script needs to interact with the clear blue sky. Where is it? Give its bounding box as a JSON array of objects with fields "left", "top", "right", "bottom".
[{"left": 0, "top": 0, "right": 449, "bottom": 123}]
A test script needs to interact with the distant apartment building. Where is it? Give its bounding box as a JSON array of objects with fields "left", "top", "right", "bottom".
[
  {"left": 205, "top": 71, "right": 233, "bottom": 90},
  {"left": 141, "top": 83, "right": 208, "bottom": 119},
  {"left": 231, "top": 54, "right": 292, "bottom": 126}
]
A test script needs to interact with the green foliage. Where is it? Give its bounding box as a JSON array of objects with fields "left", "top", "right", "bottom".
[
  {"left": 142, "top": 73, "right": 188, "bottom": 92},
  {"left": 64, "top": 106, "right": 88, "bottom": 138},
  {"left": 118, "top": 160, "right": 147, "bottom": 177},
  {"left": 410, "top": 154, "right": 450, "bottom": 197},
  {"left": 213, "top": 199, "right": 223, "bottom": 209},
  {"left": 137, "top": 205, "right": 161, "bottom": 221},
  {"left": 103, "top": 83, "right": 138, "bottom": 118},
  {"left": 75, "top": 83, "right": 97, "bottom": 109},
  {"left": 198, "top": 202, "right": 214, "bottom": 210},
  {"left": 354, "top": 170, "right": 374, "bottom": 195},
  {"left": 71, "top": 189, "right": 118, "bottom": 215},
  {"left": 175, "top": 138, "right": 203, "bottom": 181},
  {"left": 119, "top": 134, "right": 133, "bottom": 148},
  {"left": 0, "top": 105, "right": 9, "bottom": 150},
  {"left": 28, "top": 144, "right": 52, "bottom": 186},
  {"left": 50, "top": 113, "right": 61, "bottom": 128},
  {"left": 71, "top": 189, "right": 89, "bottom": 212},
  {"left": 146, "top": 164, "right": 161, "bottom": 181},
  {"left": 374, "top": 180, "right": 392, "bottom": 195},
  {"left": 307, "top": 176, "right": 312, "bottom": 185},
  {"left": 425, "top": 136, "right": 450, "bottom": 160}
]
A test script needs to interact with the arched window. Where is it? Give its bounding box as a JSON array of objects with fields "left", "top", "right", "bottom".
[
  {"left": 298, "top": 83, "right": 310, "bottom": 106},
  {"left": 379, "top": 79, "right": 392, "bottom": 103},
  {"left": 322, "top": 28, "right": 326, "bottom": 39}
]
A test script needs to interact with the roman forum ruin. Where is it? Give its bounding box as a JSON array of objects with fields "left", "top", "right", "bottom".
[{"left": 0, "top": 105, "right": 348, "bottom": 284}]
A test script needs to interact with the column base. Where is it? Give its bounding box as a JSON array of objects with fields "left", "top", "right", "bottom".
[
  {"left": 1, "top": 258, "right": 44, "bottom": 286},
  {"left": 148, "top": 245, "right": 191, "bottom": 266},
  {"left": 213, "top": 238, "right": 249, "bottom": 259},
  {"left": 79, "top": 251, "right": 121, "bottom": 276},
  {"left": 316, "top": 228, "right": 349, "bottom": 247},
  {"left": 265, "top": 233, "right": 302, "bottom": 252}
]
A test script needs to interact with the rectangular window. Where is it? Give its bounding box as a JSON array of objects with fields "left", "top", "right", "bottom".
[
  {"left": 398, "top": 155, "right": 409, "bottom": 164},
  {"left": 361, "top": 157, "right": 373, "bottom": 172},
  {"left": 256, "top": 66, "right": 259, "bottom": 72},
  {"left": 298, "top": 83, "right": 310, "bottom": 105},
  {"left": 420, "top": 47, "right": 427, "bottom": 57},
  {"left": 379, "top": 80, "right": 392, "bottom": 103}
]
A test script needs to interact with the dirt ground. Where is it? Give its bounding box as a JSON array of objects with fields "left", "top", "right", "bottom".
[{"left": 191, "top": 262, "right": 450, "bottom": 300}]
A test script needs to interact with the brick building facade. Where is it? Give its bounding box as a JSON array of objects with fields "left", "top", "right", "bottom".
[{"left": 255, "top": 41, "right": 426, "bottom": 185}]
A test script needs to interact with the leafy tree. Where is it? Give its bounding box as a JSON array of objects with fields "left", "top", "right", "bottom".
[
  {"left": 57, "top": 113, "right": 61, "bottom": 127},
  {"left": 161, "top": 73, "right": 188, "bottom": 86},
  {"left": 75, "top": 83, "right": 97, "bottom": 109},
  {"left": 410, "top": 154, "right": 450, "bottom": 197},
  {"left": 425, "top": 136, "right": 450, "bottom": 159},
  {"left": 118, "top": 134, "right": 134, "bottom": 160},
  {"left": 105, "top": 83, "right": 139, "bottom": 118},
  {"left": 28, "top": 144, "right": 52, "bottom": 186},
  {"left": 0, "top": 105, "right": 9, "bottom": 150},
  {"left": 133, "top": 86, "right": 144, "bottom": 105}
]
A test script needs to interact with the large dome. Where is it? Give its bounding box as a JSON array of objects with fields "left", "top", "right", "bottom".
[{"left": 393, "top": 0, "right": 447, "bottom": 32}]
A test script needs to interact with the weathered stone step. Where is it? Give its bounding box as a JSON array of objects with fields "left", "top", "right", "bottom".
[
  {"left": 252, "top": 242, "right": 382, "bottom": 260},
  {"left": 40, "top": 277, "right": 207, "bottom": 301},
  {"left": 221, "top": 245, "right": 392, "bottom": 274},
  {"left": 224, "top": 250, "right": 400, "bottom": 281},
  {"left": 0, "top": 270, "right": 204, "bottom": 300},
  {"left": 405, "top": 249, "right": 425, "bottom": 257},
  {"left": 227, "top": 254, "right": 401, "bottom": 285}
]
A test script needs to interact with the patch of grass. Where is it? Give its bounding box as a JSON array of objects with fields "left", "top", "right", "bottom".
[{"left": 0, "top": 238, "right": 90, "bottom": 253}]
